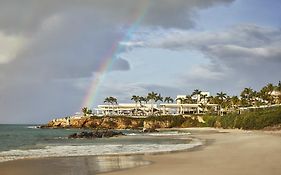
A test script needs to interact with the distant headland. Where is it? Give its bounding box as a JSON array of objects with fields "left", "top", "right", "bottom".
[{"left": 43, "top": 81, "right": 281, "bottom": 131}]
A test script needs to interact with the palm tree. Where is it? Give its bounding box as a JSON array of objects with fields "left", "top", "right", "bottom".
[
  {"left": 230, "top": 96, "right": 240, "bottom": 110},
  {"left": 217, "top": 92, "right": 227, "bottom": 101},
  {"left": 147, "top": 91, "right": 158, "bottom": 114},
  {"left": 103, "top": 97, "right": 111, "bottom": 115},
  {"left": 259, "top": 84, "right": 275, "bottom": 105},
  {"left": 207, "top": 96, "right": 213, "bottom": 103},
  {"left": 240, "top": 87, "right": 254, "bottom": 106},
  {"left": 131, "top": 95, "right": 140, "bottom": 114},
  {"left": 201, "top": 94, "right": 208, "bottom": 104},
  {"left": 104, "top": 96, "right": 118, "bottom": 115},
  {"left": 139, "top": 96, "right": 148, "bottom": 104},
  {"left": 112, "top": 97, "right": 118, "bottom": 104},
  {"left": 131, "top": 95, "right": 140, "bottom": 104},
  {"left": 155, "top": 94, "right": 163, "bottom": 103},
  {"left": 192, "top": 89, "right": 202, "bottom": 103},
  {"left": 81, "top": 107, "right": 89, "bottom": 116},
  {"left": 192, "top": 89, "right": 202, "bottom": 114},
  {"left": 176, "top": 97, "right": 186, "bottom": 104},
  {"left": 162, "top": 96, "right": 173, "bottom": 115},
  {"left": 87, "top": 109, "right": 93, "bottom": 115},
  {"left": 104, "top": 97, "right": 111, "bottom": 104},
  {"left": 199, "top": 103, "right": 207, "bottom": 113},
  {"left": 185, "top": 95, "right": 193, "bottom": 103},
  {"left": 216, "top": 92, "right": 227, "bottom": 116},
  {"left": 164, "top": 97, "right": 174, "bottom": 103}
]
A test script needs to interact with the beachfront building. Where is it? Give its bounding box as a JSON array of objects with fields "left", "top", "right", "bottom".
[
  {"left": 94, "top": 92, "right": 218, "bottom": 116},
  {"left": 159, "top": 103, "right": 218, "bottom": 115},
  {"left": 95, "top": 103, "right": 158, "bottom": 117},
  {"left": 160, "top": 92, "right": 218, "bottom": 115},
  {"left": 166, "top": 92, "right": 215, "bottom": 114}
]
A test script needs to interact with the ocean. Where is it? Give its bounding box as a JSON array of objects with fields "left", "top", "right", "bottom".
[{"left": 0, "top": 124, "right": 202, "bottom": 163}]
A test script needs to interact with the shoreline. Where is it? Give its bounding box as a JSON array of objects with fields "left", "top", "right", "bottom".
[
  {"left": 102, "top": 129, "right": 281, "bottom": 175},
  {"left": 0, "top": 128, "right": 280, "bottom": 175}
]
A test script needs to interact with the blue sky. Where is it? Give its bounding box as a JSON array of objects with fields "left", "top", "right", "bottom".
[{"left": 0, "top": 0, "right": 280, "bottom": 123}]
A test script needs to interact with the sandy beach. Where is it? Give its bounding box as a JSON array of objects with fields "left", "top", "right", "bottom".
[
  {"left": 104, "top": 129, "right": 281, "bottom": 175},
  {"left": 0, "top": 128, "right": 280, "bottom": 175}
]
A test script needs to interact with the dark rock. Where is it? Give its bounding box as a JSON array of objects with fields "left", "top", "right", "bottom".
[
  {"left": 142, "top": 128, "right": 159, "bottom": 133},
  {"left": 68, "top": 130, "right": 124, "bottom": 139}
]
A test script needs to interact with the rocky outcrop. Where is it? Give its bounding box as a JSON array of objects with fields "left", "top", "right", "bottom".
[
  {"left": 42, "top": 116, "right": 144, "bottom": 129},
  {"left": 42, "top": 115, "right": 203, "bottom": 130},
  {"left": 68, "top": 131, "right": 124, "bottom": 139},
  {"left": 143, "top": 120, "right": 172, "bottom": 129}
]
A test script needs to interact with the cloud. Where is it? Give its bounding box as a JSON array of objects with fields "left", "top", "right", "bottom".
[
  {"left": 0, "top": 0, "right": 234, "bottom": 35},
  {"left": 125, "top": 24, "right": 281, "bottom": 93},
  {"left": 0, "top": 32, "right": 26, "bottom": 63},
  {"left": 93, "top": 81, "right": 182, "bottom": 105},
  {"left": 0, "top": 0, "right": 235, "bottom": 79},
  {"left": 0, "top": 0, "right": 235, "bottom": 123}
]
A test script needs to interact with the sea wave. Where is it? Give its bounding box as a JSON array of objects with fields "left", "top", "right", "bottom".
[
  {"left": 0, "top": 138, "right": 202, "bottom": 162},
  {"left": 26, "top": 126, "right": 40, "bottom": 129}
]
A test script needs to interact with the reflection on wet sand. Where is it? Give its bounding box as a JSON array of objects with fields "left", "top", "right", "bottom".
[{"left": 0, "top": 155, "right": 150, "bottom": 175}]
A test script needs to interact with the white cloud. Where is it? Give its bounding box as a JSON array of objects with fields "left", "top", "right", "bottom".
[
  {"left": 187, "top": 64, "right": 226, "bottom": 80},
  {"left": 0, "top": 32, "right": 26, "bottom": 63}
]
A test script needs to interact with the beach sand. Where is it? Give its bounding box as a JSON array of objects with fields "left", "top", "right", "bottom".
[
  {"left": 103, "top": 129, "right": 281, "bottom": 175},
  {"left": 0, "top": 129, "right": 280, "bottom": 175}
]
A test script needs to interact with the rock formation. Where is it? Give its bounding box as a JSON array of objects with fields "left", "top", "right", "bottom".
[
  {"left": 41, "top": 115, "right": 203, "bottom": 130},
  {"left": 68, "top": 130, "right": 124, "bottom": 139}
]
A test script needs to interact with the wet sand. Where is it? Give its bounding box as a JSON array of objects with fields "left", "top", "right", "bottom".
[
  {"left": 0, "top": 155, "right": 149, "bottom": 175},
  {"left": 104, "top": 129, "right": 281, "bottom": 175},
  {"left": 0, "top": 129, "right": 281, "bottom": 175}
]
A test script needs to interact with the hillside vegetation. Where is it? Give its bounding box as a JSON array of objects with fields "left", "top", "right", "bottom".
[{"left": 203, "top": 106, "right": 281, "bottom": 130}]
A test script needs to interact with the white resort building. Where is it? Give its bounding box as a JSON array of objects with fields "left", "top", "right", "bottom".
[{"left": 93, "top": 92, "right": 219, "bottom": 116}]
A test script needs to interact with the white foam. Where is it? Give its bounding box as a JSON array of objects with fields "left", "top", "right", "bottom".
[
  {"left": 0, "top": 139, "right": 202, "bottom": 163},
  {"left": 126, "top": 131, "right": 191, "bottom": 136},
  {"left": 26, "top": 126, "right": 39, "bottom": 129}
]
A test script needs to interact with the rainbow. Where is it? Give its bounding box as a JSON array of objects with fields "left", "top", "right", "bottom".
[{"left": 81, "top": 0, "right": 150, "bottom": 108}]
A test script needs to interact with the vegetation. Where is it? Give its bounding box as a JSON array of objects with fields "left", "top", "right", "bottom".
[
  {"left": 81, "top": 107, "right": 93, "bottom": 116},
  {"left": 203, "top": 106, "right": 281, "bottom": 130},
  {"left": 79, "top": 81, "right": 281, "bottom": 130}
]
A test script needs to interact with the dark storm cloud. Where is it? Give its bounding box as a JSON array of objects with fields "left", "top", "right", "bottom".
[
  {"left": 0, "top": 0, "right": 234, "bottom": 35},
  {"left": 0, "top": 0, "right": 235, "bottom": 123}
]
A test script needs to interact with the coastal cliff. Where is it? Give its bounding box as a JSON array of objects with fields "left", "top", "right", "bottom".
[
  {"left": 42, "top": 105, "right": 281, "bottom": 130},
  {"left": 42, "top": 115, "right": 204, "bottom": 129}
]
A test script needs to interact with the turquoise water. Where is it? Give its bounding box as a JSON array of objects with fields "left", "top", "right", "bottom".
[
  {"left": 0, "top": 125, "right": 201, "bottom": 162},
  {"left": 0, "top": 124, "right": 88, "bottom": 151}
]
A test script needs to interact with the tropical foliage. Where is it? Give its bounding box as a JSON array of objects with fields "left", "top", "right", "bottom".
[
  {"left": 203, "top": 106, "right": 281, "bottom": 130},
  {"left": 81, "top": 107, "right": 93, "bottom": 116}
]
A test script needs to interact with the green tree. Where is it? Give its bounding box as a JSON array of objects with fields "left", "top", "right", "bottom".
[
  {"left": 230, "top": 96, "right": 240, "bottom": 110},
  {"left": 131, "top": 95, "right": 140, "bottom": 114},
  {"left": 216, "top": 92, "right": 227, "bottom": 116},
  {"left": 155, "top": 94, "right": 163, "bottom": 103},
  {"left": 192, "top": 89, "right": 202, "bottom": 104},
  {"left": 104, "top": 96, "right": 118, "bottom": 115},
  {"left": 240, "top": 87, "right": 254, "bottom": 106},
  {"left": 81, "top": 107, "right": 89, "bottom": 116},
  {"left": 139, "top": 96, "right": 148, "bottom": 104},
  {"left": 164, "top": 97, "right": 174, "bottom": 103},
  {"left": 259, "top": 83, "right": 275, "bottom": 104},
  {"left": 192, "top": 89, "right": 202, "bottom": 114},
  {"left": 147, "top": 91, "right": 159, "bottom": 114}
]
